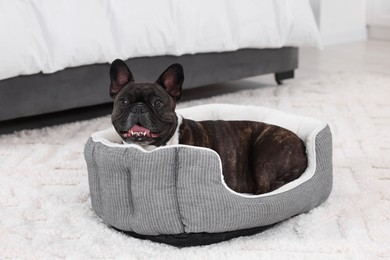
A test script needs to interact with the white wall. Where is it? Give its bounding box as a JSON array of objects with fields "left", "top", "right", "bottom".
[{"left": 310, "top": 0, "right": 367, "bottom": 45}]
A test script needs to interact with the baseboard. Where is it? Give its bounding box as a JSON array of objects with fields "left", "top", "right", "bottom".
[{"left": 368, "top": 26, "right": 390, "bottom": 41}]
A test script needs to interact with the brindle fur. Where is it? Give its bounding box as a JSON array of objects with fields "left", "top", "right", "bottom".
[{"left": 179, "top": 119, "right": 308, "bottom": 194}]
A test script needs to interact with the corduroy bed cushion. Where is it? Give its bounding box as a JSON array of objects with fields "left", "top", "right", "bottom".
[{"left": 84, "top": 104, "right": 332, "bottom": 246}]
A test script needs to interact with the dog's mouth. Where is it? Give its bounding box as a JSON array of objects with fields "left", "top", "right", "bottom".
[{"left": 121, "top": 124, "right": 160, "bottom": 140}]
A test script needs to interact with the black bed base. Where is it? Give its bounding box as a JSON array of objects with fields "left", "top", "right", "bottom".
[
  {"left": 0, "top": 47, "right": 298, "bottom": 122},
  {"left": 113, "top": 224, "right": 275, "bottom": 247}
]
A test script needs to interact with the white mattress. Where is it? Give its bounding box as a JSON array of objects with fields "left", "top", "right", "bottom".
[{"left": 0, "top": 0, "right": 320, "bottom": 81}]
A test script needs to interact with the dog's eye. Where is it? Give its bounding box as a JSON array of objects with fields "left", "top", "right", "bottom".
[
  {"left": 153, "top": 100, "right": 163, "bottom": 108},
  {"left": 119, "top": 98, "right": 129, "bottom": 107}
]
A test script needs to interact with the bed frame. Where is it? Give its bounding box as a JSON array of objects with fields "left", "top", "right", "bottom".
[{"left": 0, "top": 47, "right": 297, "bottom": 122}]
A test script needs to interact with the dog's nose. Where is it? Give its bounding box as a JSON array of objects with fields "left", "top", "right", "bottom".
[{"left": 131, "top": 102, "right": 148, "bottom": 114}]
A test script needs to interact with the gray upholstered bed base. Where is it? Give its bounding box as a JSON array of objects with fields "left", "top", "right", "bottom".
[
  {"left": 84, "top": 104, "right": 332, "bottom": 246},
  {"left": 0, "top": 47, "right": 297, "bottom": 121}
]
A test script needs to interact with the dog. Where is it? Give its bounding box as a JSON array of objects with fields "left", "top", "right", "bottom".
[{"left": 109, "top": 59, "right": 308, "bottom": 194}]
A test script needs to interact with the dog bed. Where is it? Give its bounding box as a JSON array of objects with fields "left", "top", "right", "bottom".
[{"left": 84, "top": 104, "right": 332, "bottom": 247}]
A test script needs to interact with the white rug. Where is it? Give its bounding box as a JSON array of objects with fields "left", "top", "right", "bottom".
[{"left": 1, "top": 72, "right": 389, "bottom": 259}]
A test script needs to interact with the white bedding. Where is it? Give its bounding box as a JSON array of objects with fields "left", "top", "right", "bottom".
[{"left": 0, "top": 0, "right": 320, "bottom": 81}]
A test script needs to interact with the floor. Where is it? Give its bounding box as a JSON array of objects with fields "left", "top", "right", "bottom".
[
  {"left": 298, "top": 40, "right": 390, "bottom": 76},
  {"left": 1, "top": 40, "right": 389, "bottom": 134}
]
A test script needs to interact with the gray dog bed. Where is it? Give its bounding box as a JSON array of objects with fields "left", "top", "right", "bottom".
[{"left": 84, "top": 104, "right": 332, "bottom": 246}]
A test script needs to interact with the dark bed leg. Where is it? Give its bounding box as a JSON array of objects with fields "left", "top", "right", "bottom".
[{"left": 275, "top": 70, "right": 294, "bottom": 85}]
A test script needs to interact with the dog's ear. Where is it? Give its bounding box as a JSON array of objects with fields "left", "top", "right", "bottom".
[
  {"left": 109, "top": 59, "right": 135, "bottom": 99},
  {"left": 156, "top": 63, "right": 184, "bottom": 100}
]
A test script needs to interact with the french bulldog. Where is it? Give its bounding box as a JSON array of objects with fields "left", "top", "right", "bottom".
[{"left": 109, "top": 59, "right": 308, "bottom": 194}]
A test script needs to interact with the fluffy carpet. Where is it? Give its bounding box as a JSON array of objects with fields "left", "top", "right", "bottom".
[{"left": 1, "top": 72, "right": 389, "bottom": 259}]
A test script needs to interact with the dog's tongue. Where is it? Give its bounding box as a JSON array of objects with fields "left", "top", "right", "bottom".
[
  {"left": 130, "top": 124, "right": 150, "bottom": 134},
  {"left": 125, "top": 124, "right": 159, "bottom": 138},
  {"left": 127, "top": 124, "right": 151, "bottom": 137}
]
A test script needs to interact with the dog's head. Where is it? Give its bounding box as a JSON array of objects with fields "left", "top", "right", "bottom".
[{"left": 109, "top": 59, "right": 184, "bottom": 146}]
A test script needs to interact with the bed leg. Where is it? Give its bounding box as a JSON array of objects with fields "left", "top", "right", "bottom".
[{"left": 275, "top": 70, "right": 294, "bottom": 85}]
